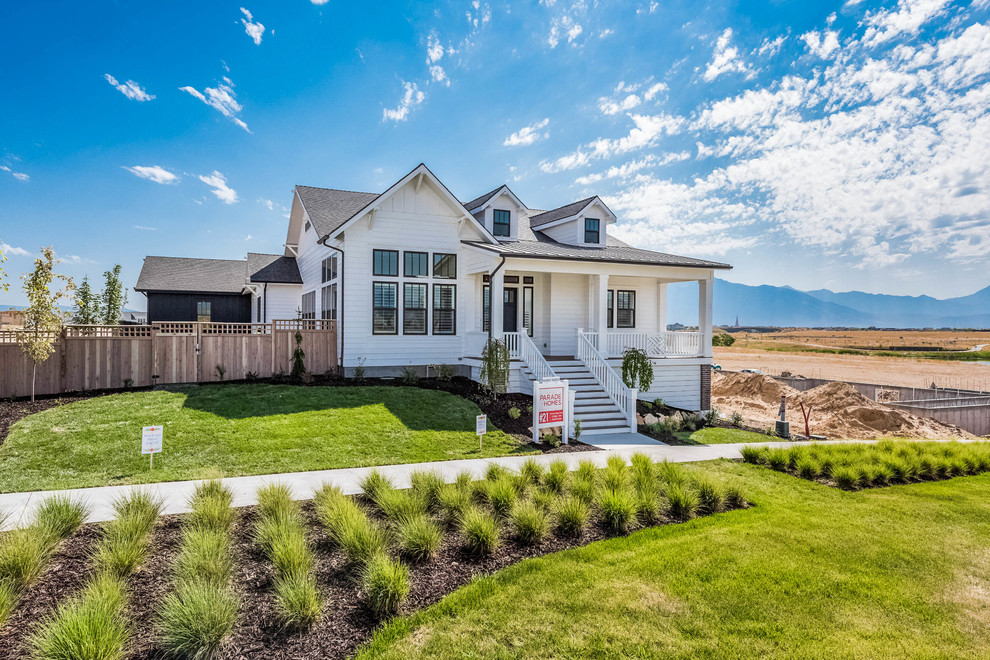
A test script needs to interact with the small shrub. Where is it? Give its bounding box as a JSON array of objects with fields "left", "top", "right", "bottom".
[
  {"left": 275, "top": 573, "right": 323, "bottom": 626},
  {"left": 544, "top": 460, "right": 569, "bottom": 494},
  {"left": 257, "top": 483, "right": 295, "bottom": 520},
  {"left": 360, "top": 470, "right": 394, "bottom": 502},
  {"left": 508, "top": 407, "right": 521, "bottom": 420},
  {"left": 636, "top": 492, "right": 662, "bottom": 525},
  {"left": 652, "top": 398, "right": 665, "bottom": 410},
  {"left": 656, "top": 460, "right": 686, "bottom": 487},
  {"left": 33, "top": 495, "right": 89, "bottom": 543},
  {"left": 833, "top": 466, "right": 859, "bottom": 490},
  {"left": 436, "top": 485, "right": 471, "bottom": 525},
  {"left": 666, "top": 483, "right": 699, "bottom": 521},
  {"left": 396, "top": 515, "right": 443, "bottom": 562},
  {"left": 0, "top": 527, "right": 48, "bottom": 591},
  {"left": 431, "top": 363, "right": 456, "bottom": 381},
  {"left": 543, "top": 433, "right": 563, "bottom": 448},
  {"left": 724, "top": 485, "right": 746, "bottom": 509},
  {"left": 601, "top": 467, "right": 627, "bottom": 493},
  {"left": 573, "top": 419, "right": 583, "bottom": 440},
  {"left": 374, "top": 488, "right": 427, "bottom": 524},
  {"left": 694, "top": 479, "right": 725, "bottom": 515},
  {"left": 410, "top": 471, "right": 445, "bottom": 510},
  {"left": 569, "top": 476, "right": 595, "bottom": 505},
  {"left": 509, "top": 501, "right": 548, "bottom": 545},
  {"left": 485, "top": 463, "right": 510, "bottom": 482},
  {"left": 729, "top": 411, "right": 744, "bottom": 427},
  {"left": 796, "top": 457, "right": 821, "bottom": 480},
  {"left": 173, "top": 528, "right": 233, "bottom": 586},
  {"left": 361, "top": 553, "right": 410, "bottom": 616},
  {"left": 555, "top": 496, "right": 589, "bottom": 536},
  {"left": 30, "top": 572, "right": 129, "bottom": 660},
  {"left": 597, "top": 488, "right": 638, "bottom": 533},
  {"left": 338, "top": 515, "right": 390, "bottom": 567},
  {"left": 575, "top": 460, "right": 597, "bottom": 482},
  {"left": 703, "top": 408, "right": 719, "bottom": 427},
  {"left": 401, "top": 366, "right": 418, "bottom": 385},
  {"left": 352, "top": 358, "right": 366, "bottom": 380},
  {"left": 459, "top": 507, "right": 500, "bottom": 555},
  {"left": 486, "top": 477, "right": 518, "bottom": 517},
  {"left": 158, "top": 580, "right": 240, "bottom": 656}
]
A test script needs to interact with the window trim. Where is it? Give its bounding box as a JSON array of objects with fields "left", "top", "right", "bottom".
[
  {"left": 321, "top": 283, "right": 337, "bottom": 321},
  {"left": 403, "top": 251, "right": 429, "bottom": 278},
  {"left": 372, "top": 249, "right": 399, "bottom": 277},
  {"left": 432, "top": 283, "right": 456, "bottom": 335},
  {"left": 403, "top": 282, "right": 428, "bottom": 335},
  {"left": 372, "top": 282, "right": 398, "bottom": 335},
  {"left": 322, "top": 255, "right": 338, "bottom": 283},
  {"left": 492, "top": 209, "right": 511, "bottom": 237},
  {"left": 301, "top": 291, "right": 316, "bottom": 320},
  {"left": 433, "top": 253, "right": 457, "bottom": 279},
  {"left": 584, "top": 218, "right": 601, "bottom": 244},
  {"left": 616, "top": 289, "right": 636, "bottom": 328}
]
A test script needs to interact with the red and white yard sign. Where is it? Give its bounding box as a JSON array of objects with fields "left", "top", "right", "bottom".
[{"left": 533, "top": 379, "right": 570, "bottom": 444}]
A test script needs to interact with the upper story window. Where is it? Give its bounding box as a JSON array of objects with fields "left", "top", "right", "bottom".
[
  {"left": 404, "top": 251, "right": 429, "bottom": 277},
  {"left": 373, "top": 249, "right": 399, "bottom": 276},
  {"left": 433, "top": 253, "right": 457, "bottom": 279},
  {"left": 322, "top": 254, "right": 338, "bottom": 283},
  {"left": 584, "top": 218, "right": 600, "bottom": 244},
  {"left": 493, "top": 209, "right": 511, "bottom": 237}
]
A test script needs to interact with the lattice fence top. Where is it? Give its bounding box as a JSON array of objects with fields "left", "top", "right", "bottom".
[
  {"left": 0, "top": 320, "right": 336, "bottom": 342},
  {"left": 272, "top": 319, "right": 336, "bottom": 331}
]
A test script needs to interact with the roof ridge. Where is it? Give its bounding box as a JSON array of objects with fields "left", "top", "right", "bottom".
[
  {"left": 144, "top": 255, "right": 245, "bottom": 262},
  {"left": 295, "top": 184, "right": 379, "bottom": 196},
  {"left": 530, "top": 195, "right": 598, "bottom": 218}
]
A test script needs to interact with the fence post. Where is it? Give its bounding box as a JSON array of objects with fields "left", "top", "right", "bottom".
[{"left": 59, "top": 326, "right": 67, "bottom": 395}]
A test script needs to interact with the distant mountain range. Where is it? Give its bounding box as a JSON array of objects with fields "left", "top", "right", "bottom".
[{"left": 668, "top": 280, "right": 990, "bottom": 329}]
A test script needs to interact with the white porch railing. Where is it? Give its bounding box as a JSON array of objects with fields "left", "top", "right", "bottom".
[
  {"left": 504, "top": 331, "right": 558, "bottom": 383},
  {"left": 577, "top": 330, "right": 637, "bottom": 431},
  {"left": 595, "top": 331, "right": 703, "bottom": 359}
]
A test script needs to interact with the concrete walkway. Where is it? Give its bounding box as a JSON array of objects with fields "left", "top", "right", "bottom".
[{"left": 0, "top": 436, "right": 868, "bottom": 530}]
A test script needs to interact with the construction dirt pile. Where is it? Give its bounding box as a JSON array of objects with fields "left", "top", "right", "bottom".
[{"left": 712, "top": 371, "right": 972, "bottom": 440}]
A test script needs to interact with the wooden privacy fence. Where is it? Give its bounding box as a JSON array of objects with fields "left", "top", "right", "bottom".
[{"left": 0, "top": 320, "right": 337, "bottom": 399}]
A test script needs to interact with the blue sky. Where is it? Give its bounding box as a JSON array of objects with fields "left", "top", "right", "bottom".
[{"left": 1, "top": 0, "right": 988, "bottom": 309}]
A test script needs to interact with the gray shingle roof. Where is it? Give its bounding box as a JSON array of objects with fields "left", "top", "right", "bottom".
[
  {"left": 462, "top": 186, "right": 504, "bottom": 212},
  {"left": 135, "top": 257, "right": 247, "bottom": 294},
  {"left": 528, "top": 197, "right": 598, "bottom": 228},
  {"left": 295, "top": 185, "right": 380, "bottom": 239},
  {"left": 247, "top": 253, "right": 302, "bottom": 284},
  {"left": 464, "top": 234, "right": 731, "bottom": 269}
]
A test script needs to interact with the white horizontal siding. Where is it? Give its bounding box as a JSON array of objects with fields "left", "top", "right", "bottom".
[
  {"left": 549, "top": 273, "right": 588, "bottom": 355},
  {"left": 606, "top": 276, "right": 660, "bottom": 334},
  {"left": 605, "top": 359, "right": 701, "bottom": 410},
  {"left": 264, "top": 284, "right": 301, "bottom": 322}
]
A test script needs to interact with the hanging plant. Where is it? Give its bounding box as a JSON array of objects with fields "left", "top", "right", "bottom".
[{"left": 621, "top": 347, "right": 654, "bottom": 392}]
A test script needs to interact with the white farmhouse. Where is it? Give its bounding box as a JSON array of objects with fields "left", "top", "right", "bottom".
[{"left": 137, "top": 163, "right": 730, "bottom": 435}]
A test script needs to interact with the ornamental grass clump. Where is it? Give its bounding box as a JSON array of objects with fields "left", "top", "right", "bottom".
[
  {"left": 361, "top": 552, "right": 410, "bottom": 616},
  {"left": 796, "top": 457, "right": 821, "bottom": 480},
  {"left": 374, "top": 487, "right": 428, "bottom": 525},
  {"left": 409, "top": 470, "right": 445, "bottom": 511},
  {"left": 555, "top": 496, "right": 589, "bottom": 537},
  {"left": 665, "top": 483, "right": 698, "bottom": 521},
  {"left": 436, "top": 485, "right": 471, "bottom": 526},
  {"left": 93, "top": 492, "right": 163, "bottom": 577},
  {"left": 360, "top": 470, "right": 394, "bottom": 502},
  {"left": 34, "top": 495, "right": 90, "bottom": 543},
  {"left": 30, "top": 571, "right": 129, "bottom": 660},
  {"left": 485, "top": 463, "right": 510, "bottom": 482},
  {"left": 396, "top": 515, "right": 443, "bottom": 563},
  {"left": 543, "top": 460, "right": 569, "bottom": 494},
  {"left": 740, "top": 446, "right": 765, "bottom": 465},
  {"left": 656, "top": 460, "right": 687, "bottom": 488},
  {"left": 519, "top": 458, "right": 545, "bottom": 487},
  {"left": 172, "top": 528, "right": 234, "bottom": 586},
  {"left": 509, "top": 501, "right": 548, "bottom": 545},
  {"left": 694, "top": 479, "right": 725, "bottom": 515},
  {"left": 832, "top": 466, "right": 859, "bottom": 490},
  {"left": 575, "top": 460, "right": 598, "bottom": 483},
  {"left": 486, "top": 476, "right": 518, "bottom": 517},
  {"left": 597, "top": 488, "right": 638, "bottom": 533},
  {"left": 569, "top": 476, "right": 595, "bottom": 505},
  {"left": 459, "top": 507, "right": 500, "bottom": 556}
]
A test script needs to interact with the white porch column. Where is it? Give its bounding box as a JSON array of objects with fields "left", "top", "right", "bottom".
[
  {"left": 657, "top": 282, "right": 668, "bottom": 333},
  {"left": 698, "top": 277, "right": 713, "bottom": 358},
  {"left": 490, "top": 269, "right": 504, "bottom": 340},
  {"left": 596, "top": 273, "right": 609, "bottom": 339}
]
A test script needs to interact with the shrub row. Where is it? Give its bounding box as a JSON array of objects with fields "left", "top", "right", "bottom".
[
  {"left": 158, "top": 481, "right": 240, "bottom": 658},
  {"left": 253, "top": 484, "right": 322, "bottom": 627},
  {"left": 742, "top": 440, "right": 990, "bottom": 489},
  {"left": 31, "top": 491, "right": 162, "bottom": 660},
  {"left": 0, "top": 495, "right": 89, "bottom": 629}
]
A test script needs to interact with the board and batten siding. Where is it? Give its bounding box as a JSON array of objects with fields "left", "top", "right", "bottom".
[{"left": 340, "top": 179, "right": 473, "bottom": 368}]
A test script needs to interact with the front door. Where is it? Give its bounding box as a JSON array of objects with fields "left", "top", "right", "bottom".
[{"left": 503, "top": 287, "right": 518, "bottom": 333}]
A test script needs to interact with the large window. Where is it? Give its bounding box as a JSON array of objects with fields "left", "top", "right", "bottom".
[
  {"left": 403, "top": 283, "right": 427, "bottom": 334},
  {"left": 373, "top": 249, "right": 398, "bottom": 276},
  {"left": 616, "top": 290, "right": 636, "bottom": 328},
  {"left": 433, "top": 253, "right": 457, "bottom": 279},
  {"left": 523, "top": 286, "right": 534, "bottom": 337},
  {"left": 433, "top": 284, "right": 456, "bottom": 335},
  {"left": 301, "top": 292, "right": 316, "bottom": 320},
  {"left": 584, "top": 218, "right": 600, "bottom": 244},
  {"left": 321, "top": 284, "right": 337, "bottom": 320},
  {"left": 197, "top": 301, "right": 211, "bottom": 323},
  {"left": 404, "top": 251, "right": 429, "bottom": 277},
  {"left": 493, "top": 209, "right": 510, "bottom": 237},
  {"left": 322, "top": 255, "right": 338, "bottom": 283},
  {"left": 372, "top": 283, "right": 398, "bottom": 334}
]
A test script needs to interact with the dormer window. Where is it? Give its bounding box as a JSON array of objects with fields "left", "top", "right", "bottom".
[
  {"left": 584, "top": 218, "right": 600, "bottom": 244},
  {"left": 493, "top": 209, "right": 511, "bottom": 237}
]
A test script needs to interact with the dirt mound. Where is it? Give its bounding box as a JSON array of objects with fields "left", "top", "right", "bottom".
[{"left": 712, "top": 372, "right": 971, "bottom": 440}]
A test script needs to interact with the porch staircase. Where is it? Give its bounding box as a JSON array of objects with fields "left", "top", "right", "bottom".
[{"left": 541, "top": 358, "right": 630, "bottom": 435}]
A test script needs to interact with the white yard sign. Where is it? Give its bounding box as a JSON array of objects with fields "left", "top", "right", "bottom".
[
  {"left": 533, "top": 379, "right": 569, "bottom": 445},
  {"left": 142, "top": 425, "right": 163, "bottom": 469},
  {"left": 476, "top": 414, "right": 487, "bottom": 436}
]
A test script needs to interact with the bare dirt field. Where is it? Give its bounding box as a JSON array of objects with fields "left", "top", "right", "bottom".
[
  {"left": 715, "top": 347, "right": 990, "bottom": 391},
  {"left": 728, "top": 329, "right": 990, "bottom": 352}
]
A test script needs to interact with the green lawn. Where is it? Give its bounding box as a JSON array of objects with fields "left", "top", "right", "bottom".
[
  {"left": 674, "top": 426, "right": 771, "bottom": 444},
  {"left": 0, "top": 384, "right": 533, "bottom": 493},
  {"left": 359, "top": 460, "right": 990, "bottom": 659}
]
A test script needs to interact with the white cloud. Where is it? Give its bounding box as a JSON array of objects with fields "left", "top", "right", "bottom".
[
  {"left": 240, "top": 7, "right": 265, "bottom": 45},
  {"left": 598, "top": 81, "right": 667, "bottom": 115},
  {"left": 703, "top": 28, "right": 752, "bottom": 81},
  {"left": 427, "top": 33, "right": 445, "bottom": 63},
  {"left": 198, "top": 171, "right": 238, "bottom": 204},
  {"left": 862, "top": 0, "right": 951, "bottom": 47},
  {"left": 574, "top": 153, "right": 690, "bottom": 185},
  {"left": 134, "top": 225, "right": 158, "bottom": 231},
  {"left": 548, "top": 15, "right": 582, "bottom": 48},
  {"left": 104, "top": 74, "right": 155, "bottom": 102},
  {"left": 758, "top": 35, "right": 786, "bottom": 57},
  {"left": 180, "top": 77, "right": 250, "bottom": 132},
  {"left": 382, "top": 81, "right": 425, "bottom": 122},
  {"left": 503, "top": 118, "right": 550, "bottom": 147},
  {"left": 430, "top": 65, "right": 449, "bottom": 86},
  {"left": 310, "top": 0, "right": 329, "bottom": 4},
  {"left": 542, "top": 113, "right": 684, "bottom": 173},
  {"left": 0, "top": 243, "right": 30, "bottom": 257},
  {"left": 801, "top": 29, "right": 840, "bottom": 58},
  {"left": 122, "top": 165, "right": 180, "bottom": 185}
]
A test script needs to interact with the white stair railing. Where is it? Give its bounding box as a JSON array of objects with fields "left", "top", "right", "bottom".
[
  {"left": 577, "top": 330, "right": 637, "bottom": 431},
  {"left": 503, "top": 332, "right": 558, "bottom": 383},
  {"left": 604, "top": 331, "right": 703, "bottom": 358}
]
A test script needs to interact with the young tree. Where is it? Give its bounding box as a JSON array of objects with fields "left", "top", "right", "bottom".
[
  {"left": 18, "top": 247, "right": 74, "bottom": 401},
  {"left": 100, "top": 264, "right": 126, "bottom": 324},
  {"left": 479, "top": 338, "right": 510, "bottom": 398},
  {"left": 72, "top": 276, "right": 100, "bottom": 326},
  {"left": 0, "top": 239, "right": 7, "bottom": 292}
]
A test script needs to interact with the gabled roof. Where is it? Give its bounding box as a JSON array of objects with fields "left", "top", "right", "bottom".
[
  {"left": 247, "top": 253, "right": 302, "bottom": 284},
  {"left": 294, "top": 186, "right": 380, "bottom": 240},
  {"left": 135, "top": 256, "right": 248, "bottom": 294},
  {"left": 528, "top": 196, "right": 615, "bottom": 229},
  {"left": 462, "top": 184, "right": 526, "bottom": 213}
]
